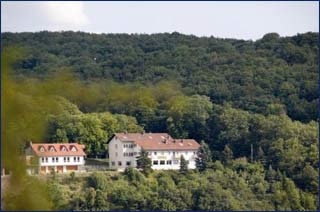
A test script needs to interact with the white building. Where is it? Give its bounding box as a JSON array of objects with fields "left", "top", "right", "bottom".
[
  {"left": 25, "top": 142, "right": 86, "bottom": 174},
  {"left": 108, "top": 133, "right": 200, "bottom": 171}
]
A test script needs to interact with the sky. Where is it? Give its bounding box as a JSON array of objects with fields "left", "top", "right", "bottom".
[{"left": 1, "top": 1, "right": 319, "bottom": 40}]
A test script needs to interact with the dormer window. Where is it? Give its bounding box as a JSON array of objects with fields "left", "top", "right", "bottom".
[
  {"left": 60, "top": 146, "right": 67, "bottom": 152},
  {"left": 39, "top": 146, "right": 45, "bottom": 152},
  {"left": 49, "top": 146, "right": 56, "bottom": 152},
  {"left": 70, "top": 146, "right": 77, "bottom": 152}
]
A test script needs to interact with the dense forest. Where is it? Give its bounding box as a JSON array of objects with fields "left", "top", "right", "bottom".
[{"left": 1, "top": 31, "right": 318, "bottom": 210}]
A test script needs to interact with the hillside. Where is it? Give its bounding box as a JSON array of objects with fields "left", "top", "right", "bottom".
[
  {"left": 1, "top": 31, "right": 318, "bottom": 210},
  {"left": 2, "top": 31, "right": 318, "bottom": 122}
]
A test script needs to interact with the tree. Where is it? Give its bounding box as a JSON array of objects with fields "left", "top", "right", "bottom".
[
  {"left": 95, "top": 189, "right": 108, "bottom": 210},
  {"left": 85, "top": 187, "right": 96, "bottom": 210},
  {"left": 87, "top": 172, "right": 108, "bottom": 191},
  {"left": 221, "top": 145, "right": 233, "bottom": 165},
  {"left": 136, "top": 149, "right": 152, "bottom": 176},
  {"left": 179, "top": 155, "right": 188, "bottom": 174},
  {"left": 266, "top": 165, "right": 276, "bottom": 183},
  {"left": 195, "top": 141, "right": 212, "bottom": 171},
  {"left": 257, "top": 146, "right": 266, "bottom": 165}
]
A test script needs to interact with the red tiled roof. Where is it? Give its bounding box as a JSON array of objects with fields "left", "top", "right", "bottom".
[
  {"left": 30, "top": 143, "right": 86, "bottom": 157},
  {"left": 113, "top": 133, "right": 200, "bottom": 150}
]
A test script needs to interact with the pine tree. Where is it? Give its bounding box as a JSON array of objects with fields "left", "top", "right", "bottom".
[
  {"left": 195, "top": 140, "right": 212, "bottom": 171},
  {"left": 221, "top": 145, "right": 233, "bottom": 165},
  {"left": 179, "top": 155, "right": 188, "bottom": 174},
  {"left": 136, "top": 149, "right": 152, "bottom": 176},
  {"left": 266, "top": 165, "right": 276, "bottom": 183},
  {"left": 257, "top": 146, "right": 266, "bottom": 165}
]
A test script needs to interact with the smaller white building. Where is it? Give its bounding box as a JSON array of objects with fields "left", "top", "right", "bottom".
[
  {"left": 25, "top": 142, "right": 86, "bottom": 174},
  {"left": 108, "top": 133, "right": 200, "bottom": 171}
]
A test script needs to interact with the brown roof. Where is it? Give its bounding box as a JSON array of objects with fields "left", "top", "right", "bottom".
[
  {"left": 113, "top": 133, "right": 200, "bottom": 150},
  {"left": 30, "top": 143, "right": 86, "bottom": 157}
]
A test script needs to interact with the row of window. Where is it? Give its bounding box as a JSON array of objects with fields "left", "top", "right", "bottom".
[
  {"left": 39, "top": 146, "right": 77, "bottom": 152},
  {"left": 153, "top": 160, "right": 181, "bottom": 165},
  {"left": 114, "top": 144, "right": 135, "bottom": 149},
  {"left": 41, "top": 156, "right": 82, "bottom": 163},
  {"left": 124, "top": 144, "right": 135, "bottom": 148},
  {"left": 150, "top": 151, "right": 196, "bottom": 156},
  {"left": 123, "top": 152, "right": 138, "bottom": 157},
  {"left": 111, "top": 161, "right": 131, "bottom": 167}
]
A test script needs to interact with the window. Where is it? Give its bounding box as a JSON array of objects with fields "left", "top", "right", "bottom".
[
  {"left": 154, "top": 152, "right": 157, "bottom": 155},
  {"left": 166, "top": 160, "right": 172, "bottom": 165},
  {"left": 71, "top": 146, "right": 77, "bottom": 152},
  {"left": 52, "top": 157, "right": 55, "bottom": 163},
  {"left": 118, "top": 161, "right": 122, "bottom": 166},
  {"left": 185, "top": 151, "right": 188, "bottom": 155},
  {"left": 77, "top": 157, "right": 80, "bottom": 162},
  {"left": 39, "top": 146, "right": 45, "bottom": 152},
  {"left": 41, "top": 158, "right": 44, "bottom": 163},
  {"left": 115, "top": 144, "right": 118, "bottom": 149},
  {"left": 124, "top": 144, "right": 126, "bottom": 148},
  {"left": 115, "top": 152, "right": 118, "bottom": 157},
  {"left": 63, "top": 157, "right": 66, "bottom": 162},
  {"left": 194, "top": 152, "right": 196, "bottom": 155},
  {"left": 74, "top": 157, "right": 76, "bottom": 162},
  {"left": 49, "top": 146, "right": 55, "bottom": 152},
  {"left": 67, "top": 157, "right": 70, "bottom": 162},
  {"left": 173, "top": 160, "right": 179, "bottom": 164},
  {"left": 153, "top": 160, "right": 158, "bottom": 165},
  {"left": 56, "top": 157, "right": 58, "bottom": 162},
  {"left": 161, "top": 151, "right": 164, "bottom": 155},
  {"left": 111, "top": 161, "right": 115, "bottom": 166},
  {"left": 126, "top": 161, "right": 131, "bottom": 166},
  {"left": 168, "top": 151, "right": 170, "bottom": 155},
  {"left": 160, "top": 160, "right": 165, "bottom": 165},
  {"left": 45, "top": 158, "right": 48, "bottom": 162}
]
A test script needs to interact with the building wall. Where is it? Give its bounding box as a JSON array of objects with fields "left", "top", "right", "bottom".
[
  {"left": 147, "top": 149, "right": 197, "bottom": 170},
  {"left": 108, "top": 137, "right": 198, "bottom": 171},
  {"left": 38, "top": 155, "right": 85, "bottom": 167},
  {"left": 108, "top": 137, "right": 141, "bottom": 171}
]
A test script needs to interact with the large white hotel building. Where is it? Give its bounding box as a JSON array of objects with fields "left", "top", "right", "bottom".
[{"left": 108, "top": 133, "right": 200, "bottom": 171}]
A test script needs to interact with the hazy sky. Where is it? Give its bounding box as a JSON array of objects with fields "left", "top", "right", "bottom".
[{"left": 2, "top": 1, "right": 319, "bottom": 40}]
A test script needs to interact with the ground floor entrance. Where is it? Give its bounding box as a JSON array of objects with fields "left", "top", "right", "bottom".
[{"left": 39, "top": 165, "right": 80, "bottom": 174}]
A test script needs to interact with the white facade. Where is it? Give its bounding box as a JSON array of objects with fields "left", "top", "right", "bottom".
[
  {"left": 38, "top": 156, "right": 85, "bottom": 173},
  {"left": 147, "top": 149, "right": 197, "bottom": 170},
  {"left": 108, "top": 137, "right": 141, "bottom": 171},
  {"left": 108, "top": 136, "right": 198, "bottom": 171}
]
